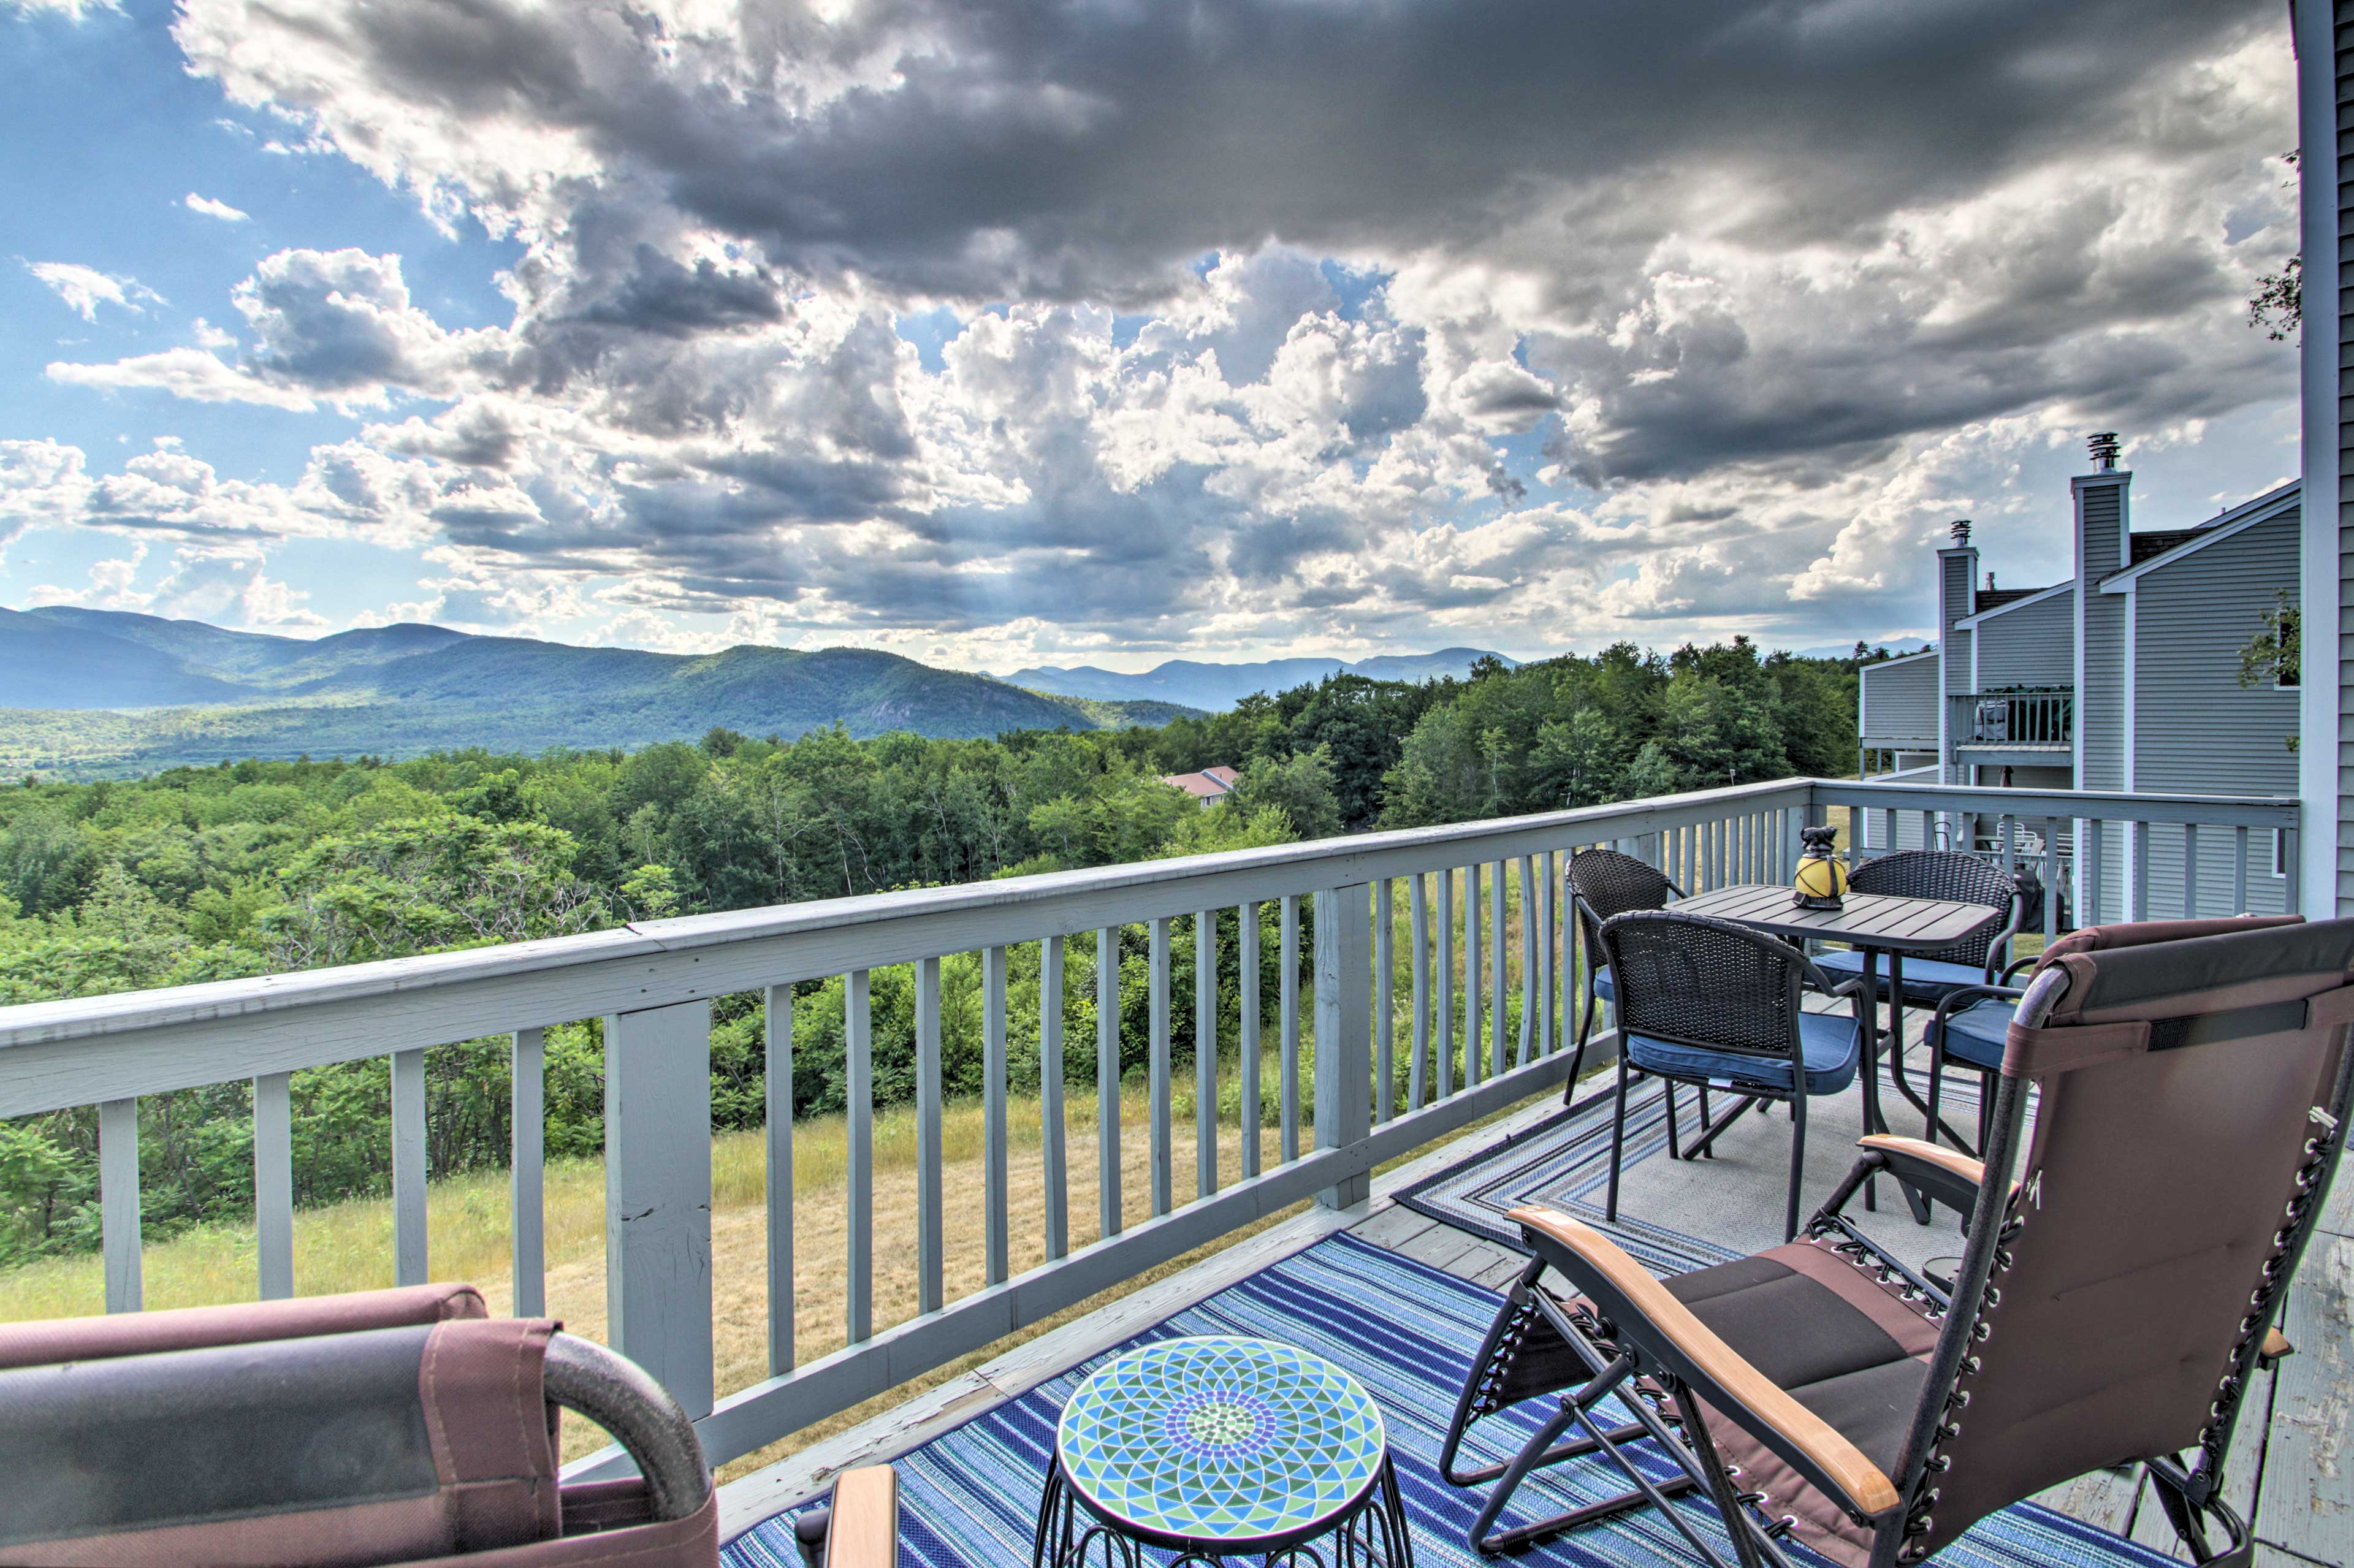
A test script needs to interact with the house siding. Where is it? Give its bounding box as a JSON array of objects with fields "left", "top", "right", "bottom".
[
  {"left": 1859, "top": 655, "right": 1938, "bottom": 744},
  {"left": 2336, "top": 0, "right": 2354, "bottom": 915},
  {"left": 2127, "top": 504, "right": 2301, "bottom": 917},
  {"left": 2077, "top": 482, "right": 2128, "bottom": 793},
  {"left": 1973, "top": 591, "right": 2074, "bottom": 689}
]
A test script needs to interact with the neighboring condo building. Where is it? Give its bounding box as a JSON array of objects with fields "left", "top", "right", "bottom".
[{"left": 1856, "top": 434, "right": 2299, "bottom": 918}]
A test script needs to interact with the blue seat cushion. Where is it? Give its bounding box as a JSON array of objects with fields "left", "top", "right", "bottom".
[
  {"left": 1926, "top": 998, "right": 2015, "bottom": 1071},
  {"left": 1813, "top": 950, "right": 1992, "bottom": 1003},
  {"left": 1590, "top": 964, "right": 1615, "bottom": 1002},
  {"left": 1626, "top": 1011, "right": 1861, "bottom": 1096}
]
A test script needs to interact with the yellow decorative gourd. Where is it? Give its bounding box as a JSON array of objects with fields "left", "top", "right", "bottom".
[{"left": 1792, "top": 824, "right": 1848, "bottom": 910}]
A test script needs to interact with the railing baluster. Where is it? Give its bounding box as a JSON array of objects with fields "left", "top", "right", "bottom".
[
  {"left": 1195, "top": 910, "right": 1217, "bottom": 1201},
  {"left": 1042, "top": 935, "right": 1067, "bottom": 1262},
  {"left": 764, "top": 988, "right": 794, "bottom": 1373},
  {"left": 1409, "top": 875, "right": 1431, "bottom": 1108},
  {"left": 2235, "top": 826, "right": 2250, "bottom": 916},
  {"left": 510, "top": 1027, "right": 545, "bottom": 1318},
  {"left": 2084, "top": 820, "right": 2105, "bottom": 924},
  {"left": 984, "top": 945, "right": 1010, "bottom": 1284},
  {"left": 916, "top": 957, "right": 945, "bottom": 1314},
  {"left": 1312, "top": 885, "right": 1373, "bottom": 1211},
  {"left": 606, "top": 999, "right": 715, "bottom": 1414},
  {"left": 2040, "top": 820, "right": 2061, "bottom": 940},
  {"left": 1150, "top": 917, "right": 1174, "bottom": 1211},
  {"left": 1096, "top": 927, "right": 1121, "bottom": 1240},
  {"left": 1537, "top": 852, "right": 1555, "bottom": 1059},
  {"left": 845, "top": 974, "right": 872, "bottom": 1345},
  {"left": 253, "top": 1072, "right": 294, "bottom": 1301},
  {"left": 390, "top": 1048, "right": 428, "bottom": 1287},
  {"left": 2131, "top": 821, "right": 2150, "bottom": 921},
  {"left": 1279, "top": 896, "right": 1301, "bottom": 1162},
  {"left": 1436, "top": 869, "right": 1455, "bottom": 1100},
  {"left": 99, "top": 1096, "right": 141, "bottom": 1313},
  {"left": 1514, "top": 856, "right": 1534, "bottom": 1068},
  {"left": 1466, "top": 861, "right": 1484, "bottom": 1086},
  {"left": 1374, "top": 878, "right": 1395, "bottom": 1122},
  {"left": 1491, "top": 859, "right": 1512, "bottom": 1071},
  {"left": 1240, "top": 904, "right": 1262, "bottom": 1179},
  {"left": 2184, "top": 824, "right": 2201, "bottom": 919}
]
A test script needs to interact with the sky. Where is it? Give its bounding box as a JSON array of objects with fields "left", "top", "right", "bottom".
[{"left": 0, "top": 0, "right": 2305, "bottom": 672}]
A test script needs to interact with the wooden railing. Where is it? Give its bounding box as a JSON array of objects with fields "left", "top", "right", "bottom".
[{"left": 0, "top": 777, "right": 2299, "bottom": 1478}]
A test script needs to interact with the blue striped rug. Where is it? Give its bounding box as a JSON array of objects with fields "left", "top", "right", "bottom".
[{"left": 721, "top": 1232, "right": 2171, "bottom": 1568}]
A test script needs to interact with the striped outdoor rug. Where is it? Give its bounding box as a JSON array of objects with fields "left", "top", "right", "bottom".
[
  {"left": 720, "top": 1231, "right": 2171, "bottom": 1568},
  {"left": 1396, "top": 1064, "right": 1991, "bottom": 1276}
]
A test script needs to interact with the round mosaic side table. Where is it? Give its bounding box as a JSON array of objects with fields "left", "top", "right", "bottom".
[{"left": 1032, "top": 1336, "right": 1413, "bottom": 1568}]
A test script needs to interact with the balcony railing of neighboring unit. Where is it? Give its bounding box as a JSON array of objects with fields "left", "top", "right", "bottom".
[
  {"left": 1951, "top": 687, "right": 2074, "bottom": 748},
  {"left": 0, "top": 778, "right": 2299, "bottom": 1485}
]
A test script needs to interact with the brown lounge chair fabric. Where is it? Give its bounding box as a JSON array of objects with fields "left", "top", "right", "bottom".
[
  {"left": 1451, "top": 915, "right": 2354, "bottom": 1568},
  {"left": 0, "top": 1287, "right": 720, "bottom": 1568}
]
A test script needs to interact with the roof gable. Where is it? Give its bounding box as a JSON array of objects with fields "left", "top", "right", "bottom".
[{"left": 2097, "top": 480, "right": 2301, "bottom": 591}]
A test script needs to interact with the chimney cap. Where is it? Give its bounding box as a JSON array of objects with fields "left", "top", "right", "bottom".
[
  {"left": 1949, "top": 519, "right": 1973, "bottom": 547},
  {"left": 2087, "top": 432, "right": 2122, "bottom": 471}
]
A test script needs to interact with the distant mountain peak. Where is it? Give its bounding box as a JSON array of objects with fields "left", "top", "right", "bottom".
[{"left": 1005, "top": 649, "right": 1516, "bottom": 710}]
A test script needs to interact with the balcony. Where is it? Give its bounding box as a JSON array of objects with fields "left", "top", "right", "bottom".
[
  {"left": 0, "top": 777, "right": 2331, "bottom": 1566},
  {"left": 1949, "top": 687, "right": 2073, "bottom": 759}
]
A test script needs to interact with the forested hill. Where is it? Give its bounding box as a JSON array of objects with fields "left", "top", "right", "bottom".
[
  {"left": 0, "top": 606, "right": 1193, "bottom": 774},
  {"left": 0, "top": 636, "right": 1868, "bottom": 1262}
]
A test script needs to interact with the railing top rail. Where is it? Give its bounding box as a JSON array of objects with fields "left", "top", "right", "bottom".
[
  {"left": 1819, "top": 778, "right": 2296, "bottom": 828},
  {"left": 0, "top": 777, "right": 1811, "bottom": 1057}
]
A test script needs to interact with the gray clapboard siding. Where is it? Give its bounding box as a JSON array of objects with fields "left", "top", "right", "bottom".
[
  {"left": 2078, "top": 480, "right": 2129, "bottom": 792},
  {"left": 1859, "top": 652, "right": 1939, "bottom": 744},
  {"left": 1972, "top": 588, "right": 2074, "bottom": 688},
  {"left": 2127, "top": 504, "right": 2299, "bottom": 918}
]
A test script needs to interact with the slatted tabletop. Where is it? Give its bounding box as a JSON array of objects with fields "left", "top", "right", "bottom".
[{"left": 1670, "top": 883, "right": 1998, "bottom": 952}]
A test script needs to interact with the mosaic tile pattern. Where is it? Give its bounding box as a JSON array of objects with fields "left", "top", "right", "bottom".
[{"left": 1055, "top": 1335, "right": 1386, "bottom": 1545}]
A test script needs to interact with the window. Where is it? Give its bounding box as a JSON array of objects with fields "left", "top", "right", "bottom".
[{"left": 2274, "top": 828, "right": 2291, "bottom": 879}]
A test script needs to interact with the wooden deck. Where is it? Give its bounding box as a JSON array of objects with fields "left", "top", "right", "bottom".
[{"left": 723, "top": 1081, "right": 2354, "bottom": 1566}]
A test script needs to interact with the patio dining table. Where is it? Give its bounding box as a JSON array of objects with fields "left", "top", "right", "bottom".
[{"left": 1665, "top": 882, "right": 2002, "bottom": 1182}]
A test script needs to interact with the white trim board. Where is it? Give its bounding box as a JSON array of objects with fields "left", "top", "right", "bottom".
[
  {"left": 712, "top": 1070, "right": 1604, "bottom": 1541},
  {"left": 1952, "top": 579, "right": 2076, "bottom": 630},
  {"left": 2096, "top": 482, "right": 2301, "bottom": 593}
]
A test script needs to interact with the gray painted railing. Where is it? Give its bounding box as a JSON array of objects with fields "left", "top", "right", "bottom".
[
  {"left": 0, "top": 777, "right": 2298, "bottom": 1477},
  {"left": 1949, "top": 687, "right": 2074, "bottom": 750}
]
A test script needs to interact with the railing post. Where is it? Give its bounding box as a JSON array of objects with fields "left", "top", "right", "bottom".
[
  {"left": 510, "top": 1028, "right": 546, "bottom": 1318},
  {"left": 253, "top": 1071, "right": 294, "bottom": 1301},
  {"left": 1314, "top": 885, "right": 1373, "bottom": 1211},
  {"left": 390, "top": 1048, "right": 428, "bottom": 1287},
  {"left": 603, "top": 999, "right": 715, "bottom": 1418},
  {"left": 98, "top": 1097, "right": 141, "bottom": 1314}
]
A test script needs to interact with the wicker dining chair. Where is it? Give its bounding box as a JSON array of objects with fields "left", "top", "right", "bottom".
[
  {"left": 1598, "top": 910, "right": 1867, "bottom": 1244},
  {"left": 1441, "top": 914, "right": 2354, "bottom": 1566},
  {"left": 1811, "top": 849, "right": 2023, "bottom": 1007},
  {"left": 1564, "top": 848, "right": 1685, "bottom": 1100}
]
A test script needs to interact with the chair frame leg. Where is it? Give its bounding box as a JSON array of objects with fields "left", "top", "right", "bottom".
[
  {"left": 1606, "top": 1052, "right": 1631, "bottom": 1222},
  {"left": 1785, "top": 1090, "right": 1807, "bottom": 1244},
  {"left": 1564, "top": 965, "right": 1599, "bottom": 1106},
  {"left": 2144, "top": 1455, "right": 2256, "bottom": 1567}
]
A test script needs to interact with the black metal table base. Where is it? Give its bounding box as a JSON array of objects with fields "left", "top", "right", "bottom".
[{"left": 1031, "top": 1455, "right": 1414, "bottom": 1568}]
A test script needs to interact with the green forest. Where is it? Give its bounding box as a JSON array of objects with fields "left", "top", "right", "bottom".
[{"left": 0, "top": 639, "right": 1868, "bottom": 1265}]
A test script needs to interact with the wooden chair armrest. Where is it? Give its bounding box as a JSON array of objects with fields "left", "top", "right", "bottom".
[
  {"left": 1508, "top": 1206, "right": 1901, "bottom": 1518},
  {"left": 1856, "top": 1135, "right": 1986, "bottom": 1190},
  {"left": 824, "top": 1466, "right": 899, "bottom": 1568}
]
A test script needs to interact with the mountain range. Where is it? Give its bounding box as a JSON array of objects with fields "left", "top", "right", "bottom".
[
  {"left": 0, "top": 606, "right": 1196, "bottom": 775},
  {"left": 999, "top": 648, "right": 1515, "bottom": 710}
]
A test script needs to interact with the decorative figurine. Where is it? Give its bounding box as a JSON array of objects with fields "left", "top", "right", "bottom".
[{"left": 1792, "top": 823, "right": 1848, "bottom": 910}]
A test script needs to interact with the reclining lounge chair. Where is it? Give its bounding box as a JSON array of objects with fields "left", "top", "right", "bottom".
[
  {"left": 1438, "top": 915, "right": 2354, "bottom": 1567},
  {"left": 0, "top": 1283, "right": 897, "bottom": 1567}
]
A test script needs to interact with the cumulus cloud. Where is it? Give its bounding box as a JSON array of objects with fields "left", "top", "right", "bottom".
[
  {"left": 183, "top": 192, "right": 249, "bottom": 222},
  {"left": 25, "top": 262, "right": 162, "bottom": 322},
  {"left": 47, "top": 347, "right": 318, "bottom": 409},
  {"left": 13, "top": 1, "right": 2303, "bottom": 659},
  {"left": 3, "top": 0, "right": 119, "bottom": 18}
]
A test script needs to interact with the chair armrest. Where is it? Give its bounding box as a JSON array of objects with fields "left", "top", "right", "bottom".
[
  {"left": 1998, "top": 952, "right": 2041, "bottom": 984},
  {"left": 1854, "top": 1134, "right": 2016, "bottom": 1222},
  {"left": 1509, "top": 1206, "right": 1901, "bottom": 1520},
  {"left": 823, "top": 1466, "right": 898, "bottom": 1568}
]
